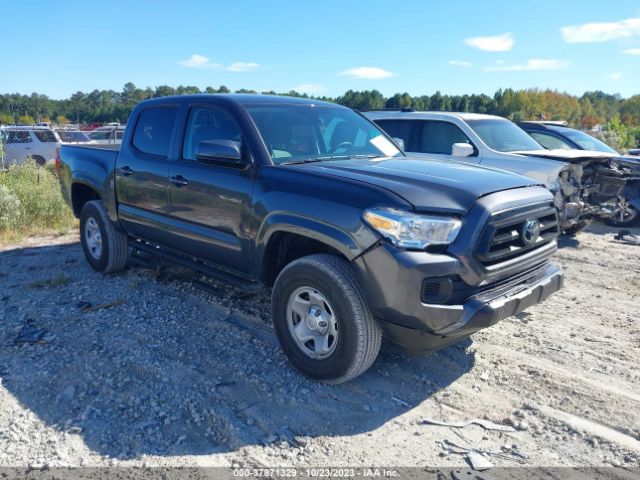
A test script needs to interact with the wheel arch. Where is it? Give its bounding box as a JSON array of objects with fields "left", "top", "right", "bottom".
[
  {"left": 257, "top": 214, "right": 368, "bottom": 286},
  {"left": 71, "top": 182, "right": 101, "bottom": 217}
]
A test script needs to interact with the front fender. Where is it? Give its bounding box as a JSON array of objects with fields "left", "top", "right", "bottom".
[{"left": 254, "top": 212, "right": 380, "bottom": 275}]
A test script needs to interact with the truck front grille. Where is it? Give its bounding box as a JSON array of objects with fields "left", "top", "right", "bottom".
[{"left": 476, "top": 202, "right": 559, "bottom": 266}]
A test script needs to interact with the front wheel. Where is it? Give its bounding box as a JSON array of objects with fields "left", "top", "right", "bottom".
[
  {"left": 604, "top": 198, "right": 640, "bottom": 228},
  {"left": 563, "top": 219, "right": 591, "bottom": 236},
  {"left": 272, "top": 254, "right": 381, "bottom": 383},
  {"left": 80, "top": 200, "right": 129, "bottom": 273}
]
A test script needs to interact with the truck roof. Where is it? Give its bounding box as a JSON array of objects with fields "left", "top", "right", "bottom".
[{"left": 138, "top": 94, "right": 338, "bottom": 108}]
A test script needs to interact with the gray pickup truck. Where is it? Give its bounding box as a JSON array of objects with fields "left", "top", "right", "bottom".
[{"left": 58, "top": 94, "right": 563, "bottom": 383}]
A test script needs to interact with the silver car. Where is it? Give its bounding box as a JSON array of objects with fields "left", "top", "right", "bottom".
[{"left": 365, "top": 111, "right": 622, "bottom": 233}]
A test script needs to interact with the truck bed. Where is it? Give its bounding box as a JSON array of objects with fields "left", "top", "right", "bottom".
[{"left": 58, "top": 143, "right": 121, "bottom": 217}]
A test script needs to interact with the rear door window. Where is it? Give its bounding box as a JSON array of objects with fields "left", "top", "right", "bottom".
[
  {"left": 417, "top": 121, "right": 474, "bottom": 155},
  {"left": 33, "top": 130, "right": 58, "bottom": 142},
  {"left": 132, "top": 107, "right": 178, "bottom": 157}
]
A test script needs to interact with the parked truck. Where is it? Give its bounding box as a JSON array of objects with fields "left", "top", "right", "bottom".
[{"left": 58, "top": 95, "right": 563, "bottom": 383}]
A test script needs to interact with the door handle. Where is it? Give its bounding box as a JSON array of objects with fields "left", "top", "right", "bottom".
[
  {"left": 118, "top": 165, "right": 134, "bottom": 176},
  {"left": 170, "top": 175, "right": 188, "bottom": 186}
]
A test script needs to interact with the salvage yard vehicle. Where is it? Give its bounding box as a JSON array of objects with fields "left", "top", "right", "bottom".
[
  {"left": 87, "top": 125, "right": 125, "bottom": 144},
  {"left": 55, "top": 128, "right": 94, "bottom": 144},
  {"left": 0, "top": 125, "right": 61, "bottom": 166},
  {"left": 58, "top": 95, "right": 563, "bottom": 383},
  {"left": 518, "top": 121, "right": 640, "bottom": 227},
  {"left": 366, "top": 111, "right": 627, "bottom": 234}
]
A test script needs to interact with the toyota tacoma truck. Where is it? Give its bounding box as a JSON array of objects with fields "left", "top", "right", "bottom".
[{"left": 58, "top": 95, "right": 563, "bottom": 383}]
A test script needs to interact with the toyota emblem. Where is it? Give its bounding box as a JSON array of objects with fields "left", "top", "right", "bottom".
[{"left": 521, "top": 219, "right": 541, "bottom": 246}]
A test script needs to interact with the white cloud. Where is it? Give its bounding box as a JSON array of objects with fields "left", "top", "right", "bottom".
[
  {"left": 605, "top": 72, "right": 623, "bottom": 80},
  {"left": 448, "top": 60, "right": 472, "bottom": 67},
  {"left": 623, "top": 48, "right": 640, "bottom": 55},
  {"left": 226, "top": 62, "right": 260, "bottom": 72},
  {"left": 484, "top": 59, "right": 571, "bottom": 72},
  {"left": 292, "top": 84, "right": 327, "bottom": 94},
  {"left": 339, "top": 66, "right": 396, "bottom": 79},
  {"left": 465, "top": 33, "right": 514, "bottom": 52},
  {"left": 561, "top": 18, "right": 640, "bottom": 43},
  {"left": 179, "top": 55, "right": 259, "bottom": 72},
  {"left": 179, "top": 54, "right": 219, "bottom": 69}
]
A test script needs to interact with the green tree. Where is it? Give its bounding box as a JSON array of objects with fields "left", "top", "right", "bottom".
[
  {"left": 620, "top": 95, "right": 640, "bottom": 126},
  {"left": 17, "top": 114, "right": 35, "bottom": 124}
]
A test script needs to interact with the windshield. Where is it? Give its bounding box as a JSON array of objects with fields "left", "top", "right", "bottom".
[
  {"left": 58, "top": 131, "right": 90, "bottom": 142},
  {"left": 467, "top": 119, "right": 543, "bottom": 152},
  {"left": 554, "top": 127, "right": 618, "bottom": 154},
  {"left": 246, "top": 104, "right": 403, "bottom": 164}
]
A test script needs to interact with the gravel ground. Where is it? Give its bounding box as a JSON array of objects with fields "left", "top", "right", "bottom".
[{"left": 0, "top": 224, "right": 638, "bottom": 473}]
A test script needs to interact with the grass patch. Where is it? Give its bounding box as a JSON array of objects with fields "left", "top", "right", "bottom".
[
  {"left": 0, "top": 160, "right": 77, "bottom": 245},
  {"left": 27, "top": 274, "right": 72, "bottom": 289}
]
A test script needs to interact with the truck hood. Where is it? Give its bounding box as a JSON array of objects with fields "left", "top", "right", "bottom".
[{"left": 296, "top": 157, "right": 539, "bottom": 214}]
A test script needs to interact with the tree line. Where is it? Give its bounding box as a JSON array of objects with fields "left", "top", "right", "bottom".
[{"left": 1, "top": 82, "right": 639, "bottom": 146}]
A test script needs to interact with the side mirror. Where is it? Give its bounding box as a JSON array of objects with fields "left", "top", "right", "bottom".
[
  {"left": 196, "top": 140, "right": 248, "bottom": 167},
  {"left": 452, "top": 142, "right": 474, "bottom": 157},
  {"left": 392, "top": 137, "right": 405, "bottom": 151}
]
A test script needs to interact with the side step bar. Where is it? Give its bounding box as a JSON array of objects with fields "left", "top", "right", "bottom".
[{"left": 128, "top": 239, "right": 263, "bottom": 294}]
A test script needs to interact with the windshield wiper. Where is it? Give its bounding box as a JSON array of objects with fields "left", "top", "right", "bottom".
[
  {"left": 280, "top": 155, "right": 349, "bottom": 165},
  {"left": 280, "top": 154, "right": 388, "bottom": 166},
  {"left": 348, "top": 154, "right": 386, "bottom": 159}
]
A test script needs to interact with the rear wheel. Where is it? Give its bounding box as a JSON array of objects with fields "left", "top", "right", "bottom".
[
  {"left": 79, "top": 200, "right": 128, "bottom": 273},
  {"left": 272, "top": 254, "right": 381, "bottom": 383}
]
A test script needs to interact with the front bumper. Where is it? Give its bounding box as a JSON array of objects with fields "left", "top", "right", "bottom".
[{"left": 353, "top": 244, "right": 563, "bottom": 354}]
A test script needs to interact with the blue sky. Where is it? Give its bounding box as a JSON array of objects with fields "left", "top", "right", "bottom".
[{"left": 2, "top": 0, "right": 640, "bottom": 99}]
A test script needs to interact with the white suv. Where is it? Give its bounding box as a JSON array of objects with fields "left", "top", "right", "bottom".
[{"left": 0, "top": 126, "right": 61, "bottom": 166}]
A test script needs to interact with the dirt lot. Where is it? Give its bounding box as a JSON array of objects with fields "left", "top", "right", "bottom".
[{"left": 0, "top": 224, "right": 639, "bottom": 474}]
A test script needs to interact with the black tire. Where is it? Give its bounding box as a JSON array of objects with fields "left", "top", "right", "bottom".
[
  {"left": 563, "top": 219, "right": 591, "bottom": 237},
  {"left": 79, "top": 200, "right": 128, "bottom": 273},
  {"left": 272, "top": 253, "right": 381, "bottom": 384},
  {"left": 30, "top": 155, "right": 46, "bottom": 166},
  {"left": 604, "top": 205, "right": 640, "bottom": 228}
]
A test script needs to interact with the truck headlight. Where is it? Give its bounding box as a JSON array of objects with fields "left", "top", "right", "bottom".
[{"left": 364, "top": 208, "right": 461, "bottom": 249}]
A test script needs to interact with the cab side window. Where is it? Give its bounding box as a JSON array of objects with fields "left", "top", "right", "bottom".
[
  {"left": 182, "top": 106, "right": 242, "bottom": 161},
  {"left": 417, "top": 121, "right": 474, "bottom": 155},
  {"left": 132, "top": 107, "right": 178, "bottom": 157}
]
